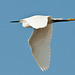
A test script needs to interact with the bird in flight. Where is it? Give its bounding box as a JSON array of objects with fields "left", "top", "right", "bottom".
[{"left": 11, "top": 15, "right": 75, "bottom": 71}]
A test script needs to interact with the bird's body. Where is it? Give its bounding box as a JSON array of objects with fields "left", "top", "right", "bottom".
[
  {"left": 22, "top": 15, "right": 53, "bottom": 71},
  {"left": 11, "top": 15, "right": 75, "bottom": 71},
  {"left": 22, "top": 15, "right": 50, "bottom": 28}
]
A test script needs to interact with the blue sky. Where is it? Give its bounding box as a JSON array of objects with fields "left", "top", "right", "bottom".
[{"left": 0, "top": 0, "right": 75, "bottom": 75}]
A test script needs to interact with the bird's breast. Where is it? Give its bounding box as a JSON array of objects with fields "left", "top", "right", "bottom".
[{"left": 22, "top": 22, "right": 31, "bottom": 28}]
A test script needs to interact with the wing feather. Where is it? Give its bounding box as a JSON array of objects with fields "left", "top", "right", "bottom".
[{"left": 28, "top": 24, "right": 52, "bottom": 71}]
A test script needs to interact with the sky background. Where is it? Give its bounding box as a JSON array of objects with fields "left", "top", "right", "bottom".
[{"left": 0, "top": 0, "right": 75, "bottom": 75}]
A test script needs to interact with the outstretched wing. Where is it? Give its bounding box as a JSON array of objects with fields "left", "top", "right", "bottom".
[
  {"left": 28, "top": 24, "right": 52, "bottom": 71},
  {"left": 25, "top": 15, "right": 49, "bottom": 29}
]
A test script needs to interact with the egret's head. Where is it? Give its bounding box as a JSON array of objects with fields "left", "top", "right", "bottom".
[{"left": 19, "top": 19, "right": 26, "bottom": 23}]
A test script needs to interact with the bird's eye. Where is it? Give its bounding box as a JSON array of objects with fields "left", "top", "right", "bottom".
[{"left": 21, "top": 20, "right": 23, "bottom": 21}]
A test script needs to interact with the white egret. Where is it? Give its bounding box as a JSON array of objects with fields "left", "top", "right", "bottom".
[{"left": 11, "top": 15, "right": 75, "bottom": 71}]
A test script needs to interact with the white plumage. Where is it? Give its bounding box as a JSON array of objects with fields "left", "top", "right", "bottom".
[
  {"left": 24, "top": 15, "right": 49, "bottom": 29},
  {"left": 28, "top": 23, "right": 52, "bottom": 71},
  {"left": 12, "top": 15, "right": 75, "bottom": 71},
  {"left": 22, "top": 15, "right": 53, "bottom": 71}
]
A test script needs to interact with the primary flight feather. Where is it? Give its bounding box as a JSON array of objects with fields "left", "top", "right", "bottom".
[{"left": 11, "top": 15, "right": 75, "bottom": 71}]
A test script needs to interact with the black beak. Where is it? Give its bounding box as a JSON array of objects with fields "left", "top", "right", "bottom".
[{"left": 10, "top": 21, "right": 20, "bottom": 23}]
